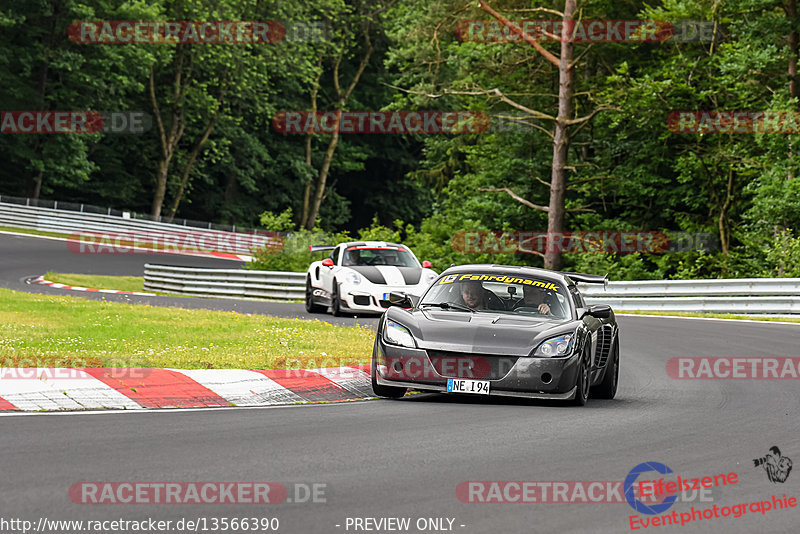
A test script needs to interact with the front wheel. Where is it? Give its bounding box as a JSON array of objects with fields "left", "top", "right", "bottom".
[
  {"left": 371, "top": 351, "right": 406, "bottom": 398},
  {"left": 571, "top": 348, "right": 590, "bottom": 406},
  {"left": 330, "top": 280, "right": 343, "bottom": 316}
]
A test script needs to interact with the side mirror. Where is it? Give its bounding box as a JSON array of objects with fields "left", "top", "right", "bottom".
[
  {"left": 322, "top": 258, "right": 334, "bottom": 267},
  {"left": 583, "top": 304, "right": 612, "bottom": 319},
  {"left": 388, "top": 291, "right": 413, "bottom": 308},
  {"left": 422, "top": 260, "right": 433, "bottom": 269}
]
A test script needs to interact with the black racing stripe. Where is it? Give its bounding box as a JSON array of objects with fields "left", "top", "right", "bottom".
[
  {"left": 397, "top": 267, "right": 421, "bottom": 285},
  {"left": 348, "top": 266, "right": 386, "bottom": 284}
]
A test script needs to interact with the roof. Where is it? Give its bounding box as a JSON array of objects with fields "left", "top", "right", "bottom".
[{"left": 339, "top": 241, "right": 407, "bottom": 249}]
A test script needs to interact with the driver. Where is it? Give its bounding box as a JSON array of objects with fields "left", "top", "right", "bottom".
[
  {"left": 460, "top": 280, "right": 485, "bottom": 310},
  {"left": 344, "top": 249, "right": 361, "bottom": 266},
  {"left": 514, "top": 284, "right": 562, "bottom": 316},
  {"left": 458, "top": 280, "right": 503, "bottom": 311}
]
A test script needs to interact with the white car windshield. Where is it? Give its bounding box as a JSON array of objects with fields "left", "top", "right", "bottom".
[
  {"left": 342, "top": 247, "right": 418, "bottom": 267},
  {"left": 421, "top": 272, "right": 570, "bottom": 319}
]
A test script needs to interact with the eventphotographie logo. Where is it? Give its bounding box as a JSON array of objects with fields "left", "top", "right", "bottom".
[{"left": 753, "top": 446, "right": 793, "bottom": 484}]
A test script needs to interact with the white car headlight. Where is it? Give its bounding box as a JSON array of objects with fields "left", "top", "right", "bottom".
[
  {"left": 384, "top": 319, "right": 416, "bottom": 348},
  {"left": 345, "top": 271, "right": 362, "bottom": 285},
  {"left": 534, "top": 334, "right": 573, "bottom": 357}
]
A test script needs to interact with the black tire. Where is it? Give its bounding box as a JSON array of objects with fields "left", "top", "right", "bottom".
[
  {"left": 305, "top": 278, "right": 325, "bottom": 313},
  {"left": 571, "top": 347, "right": 591, "bottom": 406},
  {"left": 593, "top": 337, "right": 619, "bottom": 399},
  {"left": 330, "top": 280, "right": 343, "bottom": 316},
  {"left": 371, "top": 350, "right": 406, "bottom": 398}
]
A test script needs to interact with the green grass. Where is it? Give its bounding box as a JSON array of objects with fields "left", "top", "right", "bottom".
[
  {"left": 45, "top": 272, "right": 145, "bottom": 293},
  {"left": 0, "top": 288, "right": 374, "bottom": 369},
  {"left": 617, "top": 310, "right": 800, "bottom": 323}
]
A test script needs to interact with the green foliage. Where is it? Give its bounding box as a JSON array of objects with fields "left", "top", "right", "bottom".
[
  {"left": 259, "top": 208, "right": 296, "bottom": 232},
  {"left": 763, "top": 230, "right": 800, "bottom": 277},
  {"left": 3, "top": 0, "right": 800, "bottom": 281},
  {"left": 357, "top": 216, "right": 403, "bottom": 242}
]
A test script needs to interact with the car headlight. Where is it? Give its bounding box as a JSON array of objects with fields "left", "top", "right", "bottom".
[
  {"left": 345, "top": 271, "right": 362, "bottom": 285},
  {"left": 384, "top": 319, "right": 416, "bottom": 348},
  {"left": 533, "top": 334, "right": 573, "bottom": 357}
]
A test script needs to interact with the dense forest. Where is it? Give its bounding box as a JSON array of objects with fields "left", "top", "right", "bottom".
[{"left": 2, "top": 0, "right": 799, "bottom": 278}]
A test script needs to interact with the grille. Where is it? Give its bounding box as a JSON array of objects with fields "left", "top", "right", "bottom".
[
  {"left": 595, "top": 325, "right": 613, "bottom": 367},
  {"left": 426, "top": 350, "right": 518, "bottom": 380},
  {"left": 353, "top": 295, "right": 371, "bottom": 306}
]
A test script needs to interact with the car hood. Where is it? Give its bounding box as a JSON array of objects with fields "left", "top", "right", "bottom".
[
  {"left": 386, "top": 307, "right": 578, "bottom": 357},
  {"left": 347, "top": 265, "right": 422, "bottom": 285}
]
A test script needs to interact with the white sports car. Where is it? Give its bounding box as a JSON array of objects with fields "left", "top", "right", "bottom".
[{"left": 305, "top": 241, "right": 438, "bottom": 316}]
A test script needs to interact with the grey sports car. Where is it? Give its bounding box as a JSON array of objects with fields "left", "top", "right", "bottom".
[{"left": 370, "top": 264, "right": 619, "bottom": 405}]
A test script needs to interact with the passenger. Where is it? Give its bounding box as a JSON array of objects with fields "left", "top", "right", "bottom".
[{"left": 514, "top": 284, "right": 564, "bottom": 317}]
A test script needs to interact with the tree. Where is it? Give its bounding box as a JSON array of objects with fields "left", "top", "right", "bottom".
[{"left": 298, "top": 1, "right": 392, "bottom": 230}]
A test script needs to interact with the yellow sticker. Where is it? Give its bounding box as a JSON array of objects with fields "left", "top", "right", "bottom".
[{"left": 441, "top": 273, "right": 559, "bottom": 291}]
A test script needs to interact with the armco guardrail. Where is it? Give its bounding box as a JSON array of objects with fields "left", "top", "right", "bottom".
[
  {"left": 0, "top": 200, "right": 279, "bottom": 256},
  {"left": 144, "top": 264, "right": 305, "bottom": 300},
  {"left": 580, "top": 278, "right": 800, "bottom": 314},
  {"left": 143, "top": 265, "right": 800, "bottom": 313},
  {"left": 0, "top": 194, "right": 253, "bottom": 232}
]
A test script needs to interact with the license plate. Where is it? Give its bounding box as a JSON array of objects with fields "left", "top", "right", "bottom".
[
  {"left": 447, "top": 378, "right": 490, "bottom": 395},
  {"left": 383, "top": 293, "right": 390, "bottom": 300}
]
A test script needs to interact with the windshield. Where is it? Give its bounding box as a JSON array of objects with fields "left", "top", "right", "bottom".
[
  {"left": 420, "top": 272, "right": 570, "bottom": 319},
  {"left": 342, "top": 247, "right": 418, "bottom": 267}
]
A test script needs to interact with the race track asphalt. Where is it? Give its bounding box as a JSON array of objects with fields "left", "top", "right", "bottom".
[
  {"left": 1, "top": 232, "right": 799, "bottom": 533},
  {"left": 0, "top": 233, "right": 379, "bottom": 327}
]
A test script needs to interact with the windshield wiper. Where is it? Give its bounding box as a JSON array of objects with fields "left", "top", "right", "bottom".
[{"left": 420, "top": 302, "right": 476, "bottom": 313}]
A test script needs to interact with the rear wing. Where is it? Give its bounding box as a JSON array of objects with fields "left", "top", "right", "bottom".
[
  {"left": 560, "top": 271, "right": 609, "bottom": 287},
  {"left": 309, "top": 245, "right": 336, "bottom": 253}
]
